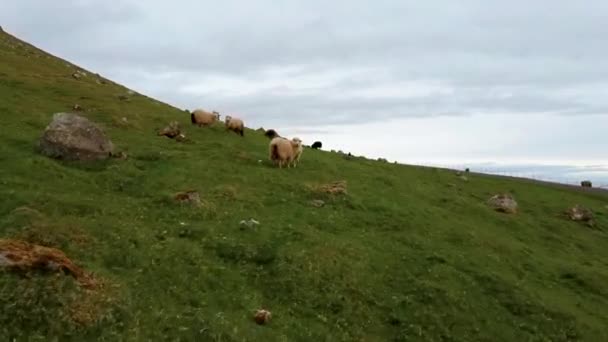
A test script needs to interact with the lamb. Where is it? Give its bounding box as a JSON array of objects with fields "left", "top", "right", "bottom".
[
  {"left": 225, "top": 115, "right": 245, "bottom": 136},
  {"left": 291, "top": 137, "right": 304, "bottom": 167},
  {"left": 311, "top": 141, "right": 322, "bottom": 149},
  {"left": 264, "top": 129, "right": 280, "bottom": 139},
  {"left": 191, "top": 109, "right": 220, "bottom": 127},
  {"left": 269, "top": 137, "right": 303, "bottom": 168}
]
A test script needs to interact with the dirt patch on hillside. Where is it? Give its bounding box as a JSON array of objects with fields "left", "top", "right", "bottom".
[
  {"left": 0, "top": 239, "right": 95, "bottom": 288},
  {"left": 314, "top": 180, "right": 348, "bottom": 195}
]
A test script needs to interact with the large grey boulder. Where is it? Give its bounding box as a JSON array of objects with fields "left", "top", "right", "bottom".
[{"left": 39, "top": 113, "right": 113, "bottom": 161}]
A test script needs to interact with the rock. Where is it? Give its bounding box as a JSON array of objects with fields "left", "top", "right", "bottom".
[
  {"left": 72, "top": 72, "right": 82, "bottom": 80},
  {"left": 581, "top": 180, "right": 592, "bottom": 188},
  {"left": 459, "top": 175, "right": 469, "bottom": 182},
  {"left": 126, "top": 90, "right": 136, "bottom": 96},
  {"left": 158, "top": 121, "right": 181, "bottom": 138},
  {"left": 117, "top": 95, "right": 129, "bottom": 101},
  {"left": 174, "top": 133, "right": 188, "bottom": 142},
  {"left": 174, "top": 191, "right": 201, "bottom": 206},
  {"left": 111, "top": 151, "right": 128, "bottom": 160},
  {"left": 240, "top": 218, "right": 260, "bottom": 230},
  {"left": 0, "top": 239, "right": 94, "bottom": 288},
  {"left": 38, "top": 113, "right": 114, "bottom": 161},
  {"left": 566, "top": 205, "right": 594, "bottom": 224},
  {"left": 73, "top": 104, "right": 83, "bottom": 111},
  {"left": 310, "top": 199, "right": 325, "bottom": 208},
  {"left": 254, "top": 309, "right": 271, "bottom": 325},
  {"left": 487, "top": 193, "right": 518, "bottom": 214}
]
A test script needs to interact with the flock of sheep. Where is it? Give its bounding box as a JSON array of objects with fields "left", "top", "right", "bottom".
[{"left": 190, "top": 109, "right": 306, "bottom": 168}]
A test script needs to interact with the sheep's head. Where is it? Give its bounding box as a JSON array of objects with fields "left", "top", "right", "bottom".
[
  {"left": 291, "top": 137, "right": 303, "bottom": 149},
  {"left": 212, "top": 111, "right": 220, "bottom": 120},
  {"left": 225, "top": 115, "right": 232, "bottom": 123}
]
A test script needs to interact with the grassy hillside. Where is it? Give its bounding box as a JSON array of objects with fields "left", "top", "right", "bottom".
[{"left": 1, "top": 29, "right": 608, "bottom": 341}]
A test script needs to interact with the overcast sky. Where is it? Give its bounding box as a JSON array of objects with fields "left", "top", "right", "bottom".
[{"left": 2, "top": 1, "right": 607, "bottom": 182}]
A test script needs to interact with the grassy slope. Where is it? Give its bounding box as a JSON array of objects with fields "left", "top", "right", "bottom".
[{"left": 1, "top": 30, "right": 608, "bottom": 341}]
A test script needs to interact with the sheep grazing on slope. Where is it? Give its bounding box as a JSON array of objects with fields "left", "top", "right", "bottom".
[
  {"left": 225, "top": 115, "right": 245, "bottom": 136},
  {"left": 311, "top": 141, "right": 322, "bottom": 149},
  {"left": 264, "top": 129, "right": 280, "bottom": 139},
  {"left": 269, "top": 137, "right": 303, "bottom": 168},
  {"left": 191, "top": 109, "right": 220, "bottom": 127},
  {"left": 291, "top": 137, "right": 304, "bottom": 167}
]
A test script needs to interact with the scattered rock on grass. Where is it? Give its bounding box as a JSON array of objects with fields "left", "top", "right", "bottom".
[
  {"left": 111, "top": 151, "right": 128, "bottom": 160},
  {"left": 310, "top": 199, "right": 325, "bottom": 208},
  {"left": 566, "top": 205, "right": 594, "bottom": 225},
  {"left": 39, "top": 113, "right": 114, "bottom": 161},
  {"left": 73, "top": 104, "right": 83, "bottom": 111},
  {"left": 158, "top": 121, "right": 181, "bottom": 138},
  {"left": 174, "top": 190, "right": 201, "bottom": 206},
  {"left": 0, "top": 239, "right": 94, "bottom": 288},
  {"left": 488, "top": 193, "right": 518, "bottom": 214},
  {"left": 240, "top": 218, "right": 260, "bottom": 230},
  {"left": 254, "top": 309, "right": 271, "bottom": 325}
]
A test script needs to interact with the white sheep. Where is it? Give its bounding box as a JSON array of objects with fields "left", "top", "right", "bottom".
[
  {"left": 225, "top": 115, "right": 245, "bottom": 136},
  {"left": 269, "top": 137, "right": 303, "bottom": 168},
  {"left": 290, "top": 137, "right": 303, "bottom": 167}
]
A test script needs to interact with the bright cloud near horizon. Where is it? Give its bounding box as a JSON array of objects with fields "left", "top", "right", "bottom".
[{"left": 2, "top": 1, "right": 607, "bottom": 177}]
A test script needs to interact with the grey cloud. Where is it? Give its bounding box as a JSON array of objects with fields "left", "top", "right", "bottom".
[{"left": 2, "top": 0, "right": 608, "bottom": 129}]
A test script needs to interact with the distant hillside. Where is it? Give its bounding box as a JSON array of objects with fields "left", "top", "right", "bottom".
[{"left": 1, "top": 29, "right": 608, "bottom": 341}]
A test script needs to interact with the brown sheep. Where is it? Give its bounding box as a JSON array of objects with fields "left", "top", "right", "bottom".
[
  {"left": 269, "top": 137, "right": 303, "bottom": 168},
  {"left": 191, "top": 109, "right": 220, "bottom": 127},
  {"left": 225, "top": 115, "right": 244, "bottom": 136}
]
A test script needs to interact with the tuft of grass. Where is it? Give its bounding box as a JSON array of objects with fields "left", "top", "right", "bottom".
[{"left": 1, "top": 29, "right": 608, "bottom": 341}]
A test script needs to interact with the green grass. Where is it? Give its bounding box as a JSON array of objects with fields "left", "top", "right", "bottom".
[{"left": 1, "top": 30, "right": 608, "bottom": 341}]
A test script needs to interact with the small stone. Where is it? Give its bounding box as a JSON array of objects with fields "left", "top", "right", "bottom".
[
  {"left": 310, "top": 199, "right": 325, "bottom": 208},
  {"left": 72, "top": 72, "right": 81, "bottom": 80},
  {"left": 112, "top": 151, "right": 128, "bottom": 160},
  {"left": 175, "top": 133, "right": 188, "bottom": 142},
  {"left": 254, "top": 309, "right": 271, "bottom": 325},
  {"left": 240, "top": 218, "right": 260, "bottom": 230},
  {"left": 178, "top": 229, "right": 191, "bottom": 238},
  {"left": 174, "top": 191, "right": 201, "bottom": 206},
  {"left": 460, "top": 175, "right": 468, "bottom": 182},
  {"left": 72, "top": 104, "right": 83, "bottom": 111},
  {"left": 158, "top": 121, "right": 181, "bottom": 138}
]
